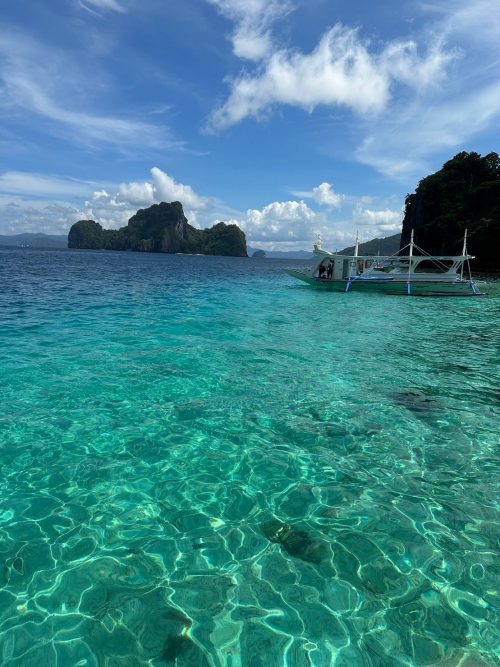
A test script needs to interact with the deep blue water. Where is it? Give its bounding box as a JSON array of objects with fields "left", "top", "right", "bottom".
[{"left": 0, "top": 247, "right": 499, "bottom": 666}]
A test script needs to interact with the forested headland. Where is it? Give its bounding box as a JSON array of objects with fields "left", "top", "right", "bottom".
[{"left": 401, "top": 152, "right": 500, "bottom": 272}]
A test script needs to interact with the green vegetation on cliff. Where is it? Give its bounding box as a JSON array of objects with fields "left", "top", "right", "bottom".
[
  {"left": 401, "top": 152, "right": 500, "bottom": 271},
  {"left": 339, "top": 233, "right": 401, "bottom": 257},
  {"left": 68, "top": 201, "right": 247, "bottom": 257}
]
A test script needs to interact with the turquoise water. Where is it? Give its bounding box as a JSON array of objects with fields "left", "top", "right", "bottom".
[{"left": 0, "top": 247, "right": 498, "bottom": 667}]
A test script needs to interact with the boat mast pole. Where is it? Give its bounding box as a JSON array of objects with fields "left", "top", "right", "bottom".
[
  {"left": 460, "top": 228, "right": 477, "bottom": 294},
  {"left": 407, "top": 229, "right": 414, "bottom": 295},
  {"left": 345, "top": 231, "right": 358, "bottom": 292},
  {"left": 314, "top": 232, "right": 322, "bottom": 251},
  {"left": 460, "top": 228, "right": 467, "bottom": 280}
]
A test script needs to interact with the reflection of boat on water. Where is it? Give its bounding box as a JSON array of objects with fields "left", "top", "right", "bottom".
[{"left": 287, "top": 231, "right": 486, "bottom": 297}]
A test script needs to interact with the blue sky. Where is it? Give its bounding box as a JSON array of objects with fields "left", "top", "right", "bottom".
[{"left": 0, "top": 0, "right": 498, "bottom": 250}]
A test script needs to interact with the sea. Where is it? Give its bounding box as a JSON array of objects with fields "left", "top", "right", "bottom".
[{"left": 0, "top": 247, "right": 498, "bottom": 667}]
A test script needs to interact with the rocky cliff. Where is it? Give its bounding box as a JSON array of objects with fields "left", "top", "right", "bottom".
[
  {"left": 68, "top": 201, "right": 247, "bottom": 257},
  {"left": 401, "top": 152, "right": 500, "bottom": 271}
]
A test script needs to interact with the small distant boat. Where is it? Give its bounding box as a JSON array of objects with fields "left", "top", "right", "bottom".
[{"left": 287, "top": 231, "right": 485, "bottom": 297}]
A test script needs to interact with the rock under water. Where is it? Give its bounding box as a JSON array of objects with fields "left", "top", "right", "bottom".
[
  {"left": 260, "top": 519, "right": 327, "bottom": 565},
  {"left": 391, "top": 389, "right": 440, "bottom": 416}
]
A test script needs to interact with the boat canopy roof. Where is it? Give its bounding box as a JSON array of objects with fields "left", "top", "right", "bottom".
[{"left": 315, "top": 250, "right": 475, "bottom": 261}]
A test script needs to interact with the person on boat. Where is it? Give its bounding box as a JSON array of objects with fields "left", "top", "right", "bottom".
[
  {"left": 318, "top": 262, "right": 326, "bottom": 279},
  {"left": 327, "top": 259, "right": 334, "bottom": 279}
]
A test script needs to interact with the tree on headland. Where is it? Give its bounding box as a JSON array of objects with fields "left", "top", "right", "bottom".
[{"left": 401, "top": 152, "right": 500, "bottom": 271}]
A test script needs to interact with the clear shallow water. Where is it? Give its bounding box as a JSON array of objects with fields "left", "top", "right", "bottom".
[{"left": 0, "top": 247, "right": 498, "bottom": 667}]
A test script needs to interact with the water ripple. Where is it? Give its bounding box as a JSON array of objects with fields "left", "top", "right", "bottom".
[{"left": 0, "top": 248, "right": 498, "bottom": 666}]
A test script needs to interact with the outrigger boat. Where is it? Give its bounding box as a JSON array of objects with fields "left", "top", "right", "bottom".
[{"left": 287, "top": 231, "right": 484, "bottom": 297}]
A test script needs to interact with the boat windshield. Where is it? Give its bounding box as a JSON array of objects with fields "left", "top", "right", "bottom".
[
  {"left": 365, "top": 256, "right": 458, "bottom": 274},
  {"left": 413, "top": 259, "right": 455, "bottom": 273},
  {"left": 367, "top": 259, "right": 407, "bottom": 274}
]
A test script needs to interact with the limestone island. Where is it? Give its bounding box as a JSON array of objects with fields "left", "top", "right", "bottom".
[{"left": 68, "top": 201, "right": 248, "bottom": 257}]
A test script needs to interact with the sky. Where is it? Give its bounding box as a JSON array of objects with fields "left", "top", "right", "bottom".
[{"left": 0, "top": 0, "right": 499, "bottom": 250}]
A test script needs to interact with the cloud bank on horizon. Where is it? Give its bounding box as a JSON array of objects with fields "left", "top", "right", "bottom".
[{"left": 0, "top": 0, "right": 498, "bottom": 248}]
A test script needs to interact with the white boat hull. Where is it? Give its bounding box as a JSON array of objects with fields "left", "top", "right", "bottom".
[{"left": 287, "top": 270, "right": 485, "bottom": 297}]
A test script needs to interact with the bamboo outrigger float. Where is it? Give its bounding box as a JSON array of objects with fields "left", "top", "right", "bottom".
[{"left": 287, "top": 231, "right": 485, "bottom": 297}]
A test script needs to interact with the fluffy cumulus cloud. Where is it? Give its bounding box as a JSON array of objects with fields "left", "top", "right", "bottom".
[
  {"left": 293, "top": 182, "right": 344, "bottom": 209},
  {"left": 208, "top": 24, "right": 454, "bottom": 130},
  {"left": 81, "top": 190, "right": 137, "bottom": 229},
  {"left": 83, "top": 167, "right": 211, "bottom": 229},
  {"left": 214, "top": 193, "right": 402, "bottom": 249},
  {"left": 352, "top": 205, "right": 402, "bottom": 233},
  {"left": 150, "top": 167, "right": 210, "bottom": 211},
  {"left": 229, "top": 201, "right": 374, "bottom": 251},
  {"left": 230, "top": 204, "right": 366, "bottom": 251},
  {"left": 312, "top": 183, "right": 344, "bottom": 208},
  {"left": 224, "top": 199, "right": 323, "bottom": 248},
  {"left": 206, "top": 0, "right": 293, "bottom": 60},
  {"left": 116, "top": 181, "right": 155, "bottom": 208}
]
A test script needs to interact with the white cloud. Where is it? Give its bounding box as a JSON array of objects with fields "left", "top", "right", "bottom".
[
  {"left": 223, "top": 193, "right": 405, "bottom": 249},
  {"left": 79, "top": 0, "right": 126, "bottom": 14},
  {"left": 206, "top": 0, "right": 293, "bottom": 60},
  {"left": 0, "top": 196, "right": 84, "bottom": 235},
  {"left": 0, "top": 169, "right": 403, "bottom": 249},
  {"left": 83, "top": 167, "right": 211, "bottom": 228},
  {"left": 0, "top": 30, "right": 180, "bottom": 152},
  {"left": 356, "top": 81, "right": 500, "bottom": 180},
  {"left": 82, "top": 190, "right": 138, "bottom": 229},
  {"left": 208, "top": 24, "right": 453, "bottom": 130},
  {"left": 380, "top": 40, "right": 454, "bottom": 90},
  {"left": 8, "top": 74, "right": 173, "bottom": 151},
  {"left": 117, "top": 181, "right": 155, "bottom": 207},
  {"left": 355, "top": 0, "right": 500, "bottom": 179},
  {"left": 293, "top": 182, "right": 344, "bottom": 208},
  {"left": 313, "top": 183, "right": 343, "bottom": 208},
  {"left": 225, "top": 199, "right": 320, "bottom": 246},
  {"left": 207, "top": 0, "right": 500, "bottom": 183},
  {"left": 150, "top": 167, "right": 210, "bottom": 211},
  {"left": 0, "top": 167, "right": 214, "bottom": 234},
  {"left": 353, "top": 205, "right": 402, "bottom": 232},
  {"left": 437, "top": 0, "right": 500, "bottom": 47},
  {"left": 0, "top": 172, "right": 94, "bottom": 198}
]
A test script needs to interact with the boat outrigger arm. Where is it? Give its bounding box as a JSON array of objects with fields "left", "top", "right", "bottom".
[{"left": 287, "top": 230, "right": 485, "bottom": 297}]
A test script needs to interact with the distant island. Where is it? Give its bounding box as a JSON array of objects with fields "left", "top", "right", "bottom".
[
  {"left": 0, "top": 233, "right": 68, "bottom": 249},
  {"left": 402, "top": 151, "right": 499, "bottom": 272},
  {"left": 248, "top": 234, "right": 402, "bottom": 259},
  {"left": 248, "top": 247, "right": 313, "bottom": 259},
  {"left": 68, "top": 201, "right": 248, "bottom": 257}
]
